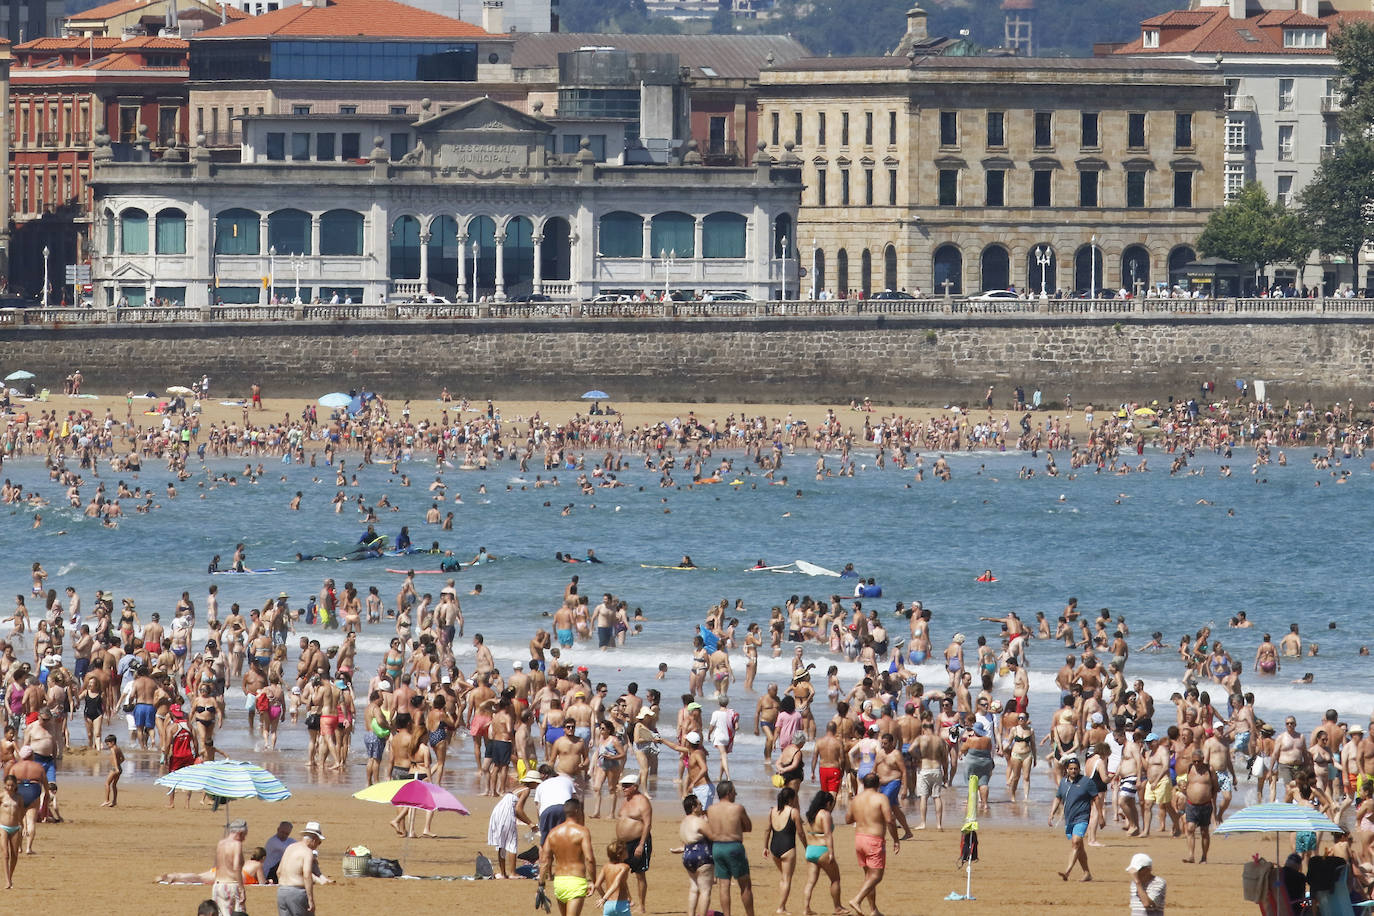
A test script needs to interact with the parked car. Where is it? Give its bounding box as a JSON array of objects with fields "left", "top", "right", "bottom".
[
  {"left": 704, "top": 291, "right": 750, "bottom": 301},
  {"left": 1069, "top": 288, "right": 1117, "bottom": 299},
  {"left": 966, "top": 289, "right": 1021, "bottom": 301},
  {"left": 871, "top": 289, "right": 916, "bottom": 300},
  {"left": 590, "top": 294, "right": 632, "bottom": 303}
]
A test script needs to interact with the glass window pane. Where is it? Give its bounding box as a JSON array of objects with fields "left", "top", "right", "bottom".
[
  {"left": 651, "top": 212, "right": 694, "bottom": 258},
  {"left": 599, "top": 211, "right": 643, "bottom": 258},
  {"left": 320, "top": 209, "right": 363, "bottom": 256},
  {"left": 156, "top": 209, "right": 186, "bottom": 254},
  {"left": 216, "top": 209, "right": 260, "bottom": 255},
  {"left": 701, "top": 212, "right": 746, "bottom": 258},
  {"left": 121, "top": 209, "right": 148, "bottom": 255}
]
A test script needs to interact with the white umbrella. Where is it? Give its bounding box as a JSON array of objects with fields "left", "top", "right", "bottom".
[
  {"left": 5, "top": 370, "right": 34, "bottom": 382},
  {"left": 166, "top": 386, "right": 193, "bottom": 396}
]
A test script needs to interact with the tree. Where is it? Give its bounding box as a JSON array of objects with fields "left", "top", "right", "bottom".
[
  {"left": 1332, "top": 20, "right": 1374, "bottom": 133},
  {"left": 1298, "top": 135, "right": 1374, "bottom": 283},
  {"left": 1196, "top": 183, "right": 1285, "bottom": 281}
]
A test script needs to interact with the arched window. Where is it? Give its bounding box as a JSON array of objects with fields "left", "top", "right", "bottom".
[
  {"left": 504, "top": 216, "right": 535, "bottom": 292},
  {"left": 599, "top": 211, "right": 643, "bottom": 258},
  {"left": 389, "top": 215, "right": 421, "bottom": 280},
  {"left": 268, "top": 208, "right": 311, "bottom": 255},
  {"left": 651, "top": 211, "right": 695, "bottom": 258},
  {"left": 980, "top": 245, "right": 1010, "bottom": 292},
  {"left": 104, "top": 209, "right": 116, "bottom": 255},
  {"left": 883, "top": 245, "right": 897, "bottom": 293},
  {"left": 1121, "top": 245, "right": 1151, "bottom": 293},
  {"left": 837, "top": 249, "right": 849, "bottom": 295},
  {"left": 933, "top": 244, "right": 962, "bottom": 295},
  {"left": 155, "top": 208, "right": 185, "bottom": 255},
  {"left": 216, "top": 208, "right": 260, "bottom": 255},
  {"left": 1073, "top": 244, "right": 1104, "bottom": 294},
  {"left": 320, "top": 209, "right": 364, "bottom": 256},
  {"left": 813, "top": 249, "right": 826, "bottom": 296},
  {"left": 1168, "top": 245, "right": 1196, "bottom": 286},
  {"left": 1026, "top": 244, "right": 1056, "bottom": 294},
  {"left": 702, "top": 212, "right": 746, "bottom": 259},
  {"left": 542, "top": 217, "right": 572, "bottom": 281},
  {"left": 120, "top": 208, "right": 148, "bottom": 255},
  {"left": 773, "top": 214, "right": 793, "bottom": 258},
  {"left": 427, "top": 216, "right": 459, "bottom": 298},
  {"left": 860, "top": 249, "right": 872, "bottom": 296},
  {"left": 467, "top": 215, "right": 497, "bottom": 298}
]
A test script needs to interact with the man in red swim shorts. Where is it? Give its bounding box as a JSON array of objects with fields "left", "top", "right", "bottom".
[
  {"left": 846, "top": 773, "right": 899, "bottom": 916},
  {"left": 813, "top": 722, "right": 846, "bottom": 794}
]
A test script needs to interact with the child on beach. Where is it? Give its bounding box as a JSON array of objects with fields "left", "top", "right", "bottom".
[
  {"left": 594, "top": 840, "right": 632, "bottom": 916},
  {"left": 101, "top": 735, "right": 124, "bottom": 807}
]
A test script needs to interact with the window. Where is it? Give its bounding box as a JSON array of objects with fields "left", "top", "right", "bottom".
[
  {"left": 599, "top": 211, "right": 643, "bottom": 257},
  {"left": 291, "top": 132, "right": 310, "bottom": 161},
  {"left": 390, "top": 132, "right": 409, "bottom": 160},
  {"left": 770, "top": 111, "right": 779, "bottom": 147},
  {"left": 840, "top": 168, "right": 850, "bottom": 205},
  {"left": 794, "top": 112, "right": 802, "bottom": 146},
  {"left": 1324, "top": 77, "right": 1341, "bottom": 111},
  {"left": 985, "top": 169, "right": 1005, "bottom": 207},
  {"left": 841, "top": 112, "right": 849, "bottom": 146},
  {"left": 938, "top": 169, "right": 958, "bottom": 206},
  {"left": 155, "top": 208, "right": 187, "bottom": 254},
  {"left": 320, "top": 209, "right": 364, "bottom": 256},
  {"left": 1126, "top": 171, "right": 1146, "bottom": 208},
  {"left": 1081, "top": 112, "right": 1099, "bottom": 148},
  {"left": 1226, "top": 118, "right": 1246, "bottom": 152},
  {"left": 340, "top": 105, "right": 357, "bottom": 115},
  {"left": 119, "top": 106, "right": 139, "bottom": 144},
  {"left": 708, "top": 117, "right": 726, "bottom": 154},
  {"left": 1035, "top": 111, "right": 1053, "bottom": 148},
  {"left": 120, "top": 209, "right": 148, "bottom": 255},
  {"left": 651, "top": 212, "right": 695, "bottom": 258},
  {"left": 1284, "top": 28, "right": 1326, "bottom": 48},
  {"left": 215, "top": 208, "right": 260, "bottom": 255},
  {"left": 701, "top": 212, "right": 746, "bottom": 258},
  {"left": 940, "top": 111, "right": 957, "bottom": 147},
  {"left": 888, "top": 168, "right": 898, "bottom": 206},
  {"left": 1278, "top": 124, "right": 1295, "bottom": 161},
  {"left": 1128, "top": 113, "right": 1146, "bottom": 149},
  {"left": 341, "top": 132, "right": 361, "bottom": 159},
  {"left": 1175, "top": 112, "right": 1193, "bottom": 149},
  {"left": 1225, "top": 163, "right": 1245, "bottom": 200},
  {"left": 1033, "top": 170, "right": 1052, "bottom": 207},
  {"left": 818, "top": 112, "right": 826, "bottom": 146},
  {"left": 1142, "top": 28, "right": 1159, "bottom": 48},
  {"left": 817, "top": 167, "right": 827, "bottom": 206},
  {"left": 390, "top": 105, "right": 409, "bottom": 115},
  {"left": 1174, "top": 171, "right": 1193, "bottom": 207},
  {"left": 1277, "top": 174, "right": 1294, "bottom": 208},
  {"left": 265, "top": 132, "right": 285, "bottom": 161},
  {"left": 1080, "top": 170, "right": 1098, "bottom": 207},
  {"left": 292, "top": 105, "right": 311, "bottom": 115},
  {"left": 986, "top": 111, "right": 1005, "bottom": 148},
  {"left": 1279, "top": 78, "right": 1295, "bottom": 111},
  {"left": 864, "top": 168, "right": 874, "bottom": 206},
  {"left": 268, "top": 208, "right": 311, "bottom": 255},
  {"left": 1325, "top": 120, "right": 1341, "bottom": 155},
  {"left": 158, "top": 107, "right": 178, "bottom": 146},
  {"left": 316, "top": 132, "right": 335, "bottom": 160},
  {"left": 888, "top": 110, "right": 897, "bottom": 145},
  {"left": 1225, "top": 78, "right": 1240, "bottom": 110},
  {"left": 864, "top": 111, "right": 873, "bottom": 146}
]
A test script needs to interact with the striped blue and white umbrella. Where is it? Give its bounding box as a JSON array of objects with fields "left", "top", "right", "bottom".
[
  {"left": 1216, "top": 802, "right": 1343, "bottom": 857},
  {"left": 156, "top": 760, "right": 291, "bottom": 823}
]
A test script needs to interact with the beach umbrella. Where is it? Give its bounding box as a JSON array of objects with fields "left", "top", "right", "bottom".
[
  {"left": 391, "top": 779, "right": 470, "bottom": 814},
  {"left": 155, "top": 759, "right": 291, "bottom": 824},
  {"left": 5, "top": 370, "right": 34, "bottom": 381},
  {"left": 318, "top": 392, "right": 351, "bottom": 408},
  {"left": 1215, "top": 801, "right": 1344, "bottom": 859},
  {"left": 581, "top": 390, "right": 609, "bottom": 400},
  {"left": 946, "top": 775, "right": 979, "bottom": 901},
  {"left": 166, "top": 385, "right": 194, "bottom": 396},
  {"left": 1133, "top": 407, "right": 1157, "bottom": 416}
]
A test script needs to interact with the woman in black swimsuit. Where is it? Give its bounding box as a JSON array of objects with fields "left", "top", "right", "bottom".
[
  {"left": 81, "top": 674, "right": 104, "bottom": 747},
  {"left": 764, "top": 786, "right": 805, "bottom": 914},
  {"left": 774, "top": 732, "right": 807, "bottom": 793}
]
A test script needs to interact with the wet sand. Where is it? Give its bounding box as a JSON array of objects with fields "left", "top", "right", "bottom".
[{"left": 15, "top": 780, "right": 1244, "bottom": 912}]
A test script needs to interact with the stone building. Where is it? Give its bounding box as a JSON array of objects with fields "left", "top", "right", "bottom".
[
  {"left": 0, "top": 41, "right": 10, "bottom": 284},
  {"left": 89, "top": 97, "right": 800, "bottom": 306},
  {"left": 757, "top": 11, "right": 1226, "bottom": 297}
]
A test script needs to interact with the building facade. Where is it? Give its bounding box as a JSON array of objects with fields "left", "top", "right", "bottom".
[
  {"left": 0, "top": 1, "right": 64, "bottom": 46},
  {"left": 1, "top": 41, "right": 11, "bottom": 285},
  {"left": 89, "top": 97, "right": 800, "bottom": 305},
  {"left": 758, "top": 51, "right": 1225, "bottom": 297},
  {"left": 1115, "top": 0, "right": 1372, "bottom": 291},
  {"left": 7, "top": 34, "right": 189, "bottom": 298}
]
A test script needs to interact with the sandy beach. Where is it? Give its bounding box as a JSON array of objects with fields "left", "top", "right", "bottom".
[{"left": 14, "top": 779, "right": 1248, "bottom": 912}]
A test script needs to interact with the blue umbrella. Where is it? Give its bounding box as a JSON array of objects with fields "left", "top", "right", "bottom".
[
  {"left": 581, "top": 390, "right": 609, "bottom": 399},
  {"left": 5, "top": 370, "right": 34, "bottom": 382},
  {"left": 1215, "top": 801, "right": 1343, "bottom": 858},
  {"left": 318, "top": 392, "right": 351, "bottom": 408},
  {"left": 156, "top": 759, "right": 291, "bottom": 824}
]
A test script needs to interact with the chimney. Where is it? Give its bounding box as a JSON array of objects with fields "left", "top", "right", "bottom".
[
  {"left": 1298, "top": 0, "right": 1318, "bottom": 16},
  {"left": 905, "top": 6, "right": 928, "bottom": 43},
  {"left": 483, "top": 0, "right": 505, "bottom": 35},
  {"left": 1227, "top": 0, "right": 1245, "bottom": 19}
]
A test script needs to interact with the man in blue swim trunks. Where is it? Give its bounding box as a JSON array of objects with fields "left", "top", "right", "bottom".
[
  {"left": 129, "top": 664, "right": 159, "bottom": 748},
  {"left": 1048, "top": 757, "right": 1098, "bottom": 882},
  {"left": 10, "top": 748, "right": 46, "bottom": 855},
  {"left": 875, "top": 733, "right": 914, "bottom": 838}
]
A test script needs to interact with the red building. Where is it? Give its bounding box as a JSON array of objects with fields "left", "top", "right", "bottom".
[{"left": 7, "top": 33, "right": 188, "bottom": 298}]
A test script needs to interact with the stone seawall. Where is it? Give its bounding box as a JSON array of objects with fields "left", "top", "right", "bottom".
[{"left": 1, "top": 315, "right": 1370, "bottom": 403}]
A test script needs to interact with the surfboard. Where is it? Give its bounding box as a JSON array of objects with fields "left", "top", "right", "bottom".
[
  {"left": 746, "top": 564, "right": 796, "bottom": 573},
  {"left": 640, "top": 564, "right": 714, "bottom": 571},
  {"left": 975, "top": 576, "right": 998, "bottom": 582},
  {"left": 385, "top": 568, "right": 449, "bottom": 574},
  {"left": 212, "top": 569, "right": 275, "bottom": 575},
  {"left": 795, "top": 560, "right": 840, "bottom": 577}
]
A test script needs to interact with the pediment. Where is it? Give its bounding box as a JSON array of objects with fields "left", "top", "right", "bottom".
[
  {"left": 110, "top": 262, "right": 154, "bottom": 281},
  {"left": 416, "top": 96, "right": 553, "bottom": 135}
]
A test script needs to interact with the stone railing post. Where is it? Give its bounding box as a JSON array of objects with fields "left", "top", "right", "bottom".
[{"left": 384, "top": 301, "right": 399, "bottom": 319}]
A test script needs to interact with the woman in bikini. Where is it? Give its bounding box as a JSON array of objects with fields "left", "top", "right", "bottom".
[
  {"left": 800, "top": 790, "right": 844, "bottom": 916},
  {"left": 1004, "top": 712, "right": 1038, "bottom": 802},
  {"left": 589, "top": 721, "right": 626, "bottom": 818}
]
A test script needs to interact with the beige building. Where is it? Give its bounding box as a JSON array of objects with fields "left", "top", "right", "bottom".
[
  {"left": 758, "top": 16, "right": 1226, "bottom": 297},
  {"left": 0, "top": 40, "right": 11, "bottom": 283}
]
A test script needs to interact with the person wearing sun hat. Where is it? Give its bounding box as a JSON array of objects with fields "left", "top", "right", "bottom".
[
  {"left": 277, "top": 822, "right": 326, "bottom": 915},
  {"left": 1126, "top": 852, "right": 1165, "bottom": 915}
]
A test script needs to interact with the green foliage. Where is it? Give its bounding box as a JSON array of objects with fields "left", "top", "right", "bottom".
[
  {"left": 1196, "top": 183, "right": 1284, "bottom": 273},
  {"left": 1298, "top": 134, "right": 1374, "bottom": 268},
  {"left": 1332, "top": 20, "right": 1374, "bottom": 133}
]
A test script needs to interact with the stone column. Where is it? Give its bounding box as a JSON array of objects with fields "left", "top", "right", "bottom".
[
  {"left": 494, "top": 230, "right": 507, "bottom": 301},
  {"left": 310, "top": 216, "right": 321, "bottom": 258},
  {"left": 532, "top": 232, "right": 543, "bottom": 294},
  {"left": 418, "top": 230, "right": 431, "bottom": 294},
  {"left": 693, "top": 217, "right": 704, "bottom": 265},
  {"left": 641, "top": 218, "right": 652, "bottom": 261},
  {"left": 457, "top": 232, "right": 469, "bottom": 301}
]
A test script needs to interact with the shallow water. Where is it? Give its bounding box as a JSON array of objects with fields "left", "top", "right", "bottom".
[{"left": 11, "top": 443, "right": 1369, "bottom": 819}]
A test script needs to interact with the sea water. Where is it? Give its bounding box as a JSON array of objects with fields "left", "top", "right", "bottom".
[{"left": 7, "top": 445, "right": 1369, "bottom": 817}]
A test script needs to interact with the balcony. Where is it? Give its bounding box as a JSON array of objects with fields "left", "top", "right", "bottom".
[
  {"left": 1322, "top": 144, "right": 1336, "bottom": 160},
  {"left": 1322, "top": 95, "right": 1342, "bottom": 113},
  {"left": 701, "top": 139, "right": 739, "bottom": 166},
  {"left": 200, "top": 131, "right": 241, "bottom": 148},
  {"left": 1224, "top": 143, "right": 1249, "bottom": 158},
  {"left": 1228, "top": 95, "right": 1257, "bottom": 112}
]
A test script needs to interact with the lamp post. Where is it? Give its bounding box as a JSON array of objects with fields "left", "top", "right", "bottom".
[
  {"left": 268, "top": 244, "right": 277, "bottom": 304},
  {"left": 1089, "top": 233, "right": 1097, "bottom": 303},
  {"left": 780, "top": 235, "right": 789, "bottom": 301},
  {"left": 41, "top": 245, "right": 50, "bottom": 308},
  {"left": 290, "top": 253, "right": 306, "bottom": 304},
  {"left": 1129, "top": 258, "right": 1141, "bottom": 299},
  {"left": 471, "top": 240, "right": 480, "bottom": 301},
  {"left": 660, "top": 247, "right": 675, "bottom": 302},
  {"left": 1035, "top": 245, "right": 1051, "bottom": 301}
]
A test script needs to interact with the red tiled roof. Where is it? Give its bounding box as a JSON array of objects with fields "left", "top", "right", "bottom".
[
  {"left": 1120, "top": 7, "right": 1374, "bottom": 56},
  {"left": 67, "top": 0, "right": 157, "bottom": 20},
  {"left": 116, "top": 35, "right": 190, "bottom": 49},
  {"left": 15, "top": 37, "right": 123, "bottom": 51},
  {"left": 195, "top": 0, "right": 494, "bottom": 40}
]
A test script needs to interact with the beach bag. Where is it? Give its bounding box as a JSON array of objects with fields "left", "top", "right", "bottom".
[
  {"left": 255, "top": 692, "right": 270, "bottom": 714},
  {"left": 771, "top": 773, "right": 785, "bottom": 788},
  {"left": 169, "top": 722, "right": 193, "bottom": 760},
  {"left": 367, "top": 856, "right": 403, "bottom": 878}
]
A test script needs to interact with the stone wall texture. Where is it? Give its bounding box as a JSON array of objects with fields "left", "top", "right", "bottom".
[{"left": 2, "top": 315, "right": 1371, "bottom": 404}]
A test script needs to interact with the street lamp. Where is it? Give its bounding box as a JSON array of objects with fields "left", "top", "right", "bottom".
[
  {"left": 1089, "top": 233, "right": 1097, "bottom": 303},
  {"left": 1129, "top": 258, "right": 1141, "bottom": 299},
  {"left": 42, "top": 245, "right": 50, "bottom": 308},
  {"left": 471, "top": 240, "right": 480, "bottom": 301},
  {"left": 660, "top": 247, "right": 675, "bottom": 302},
  {"left": 780, "top": 235, "right": 789, "bottom": 301},
  {"left": 268, "top": 244, "right": 277, "bottom": 304},
  {"left": 290, "top": 253, "right": 306, "bottom": 304},
  {"left": 1034, "top": 245, "right": 1051, "bottom": 301}
]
